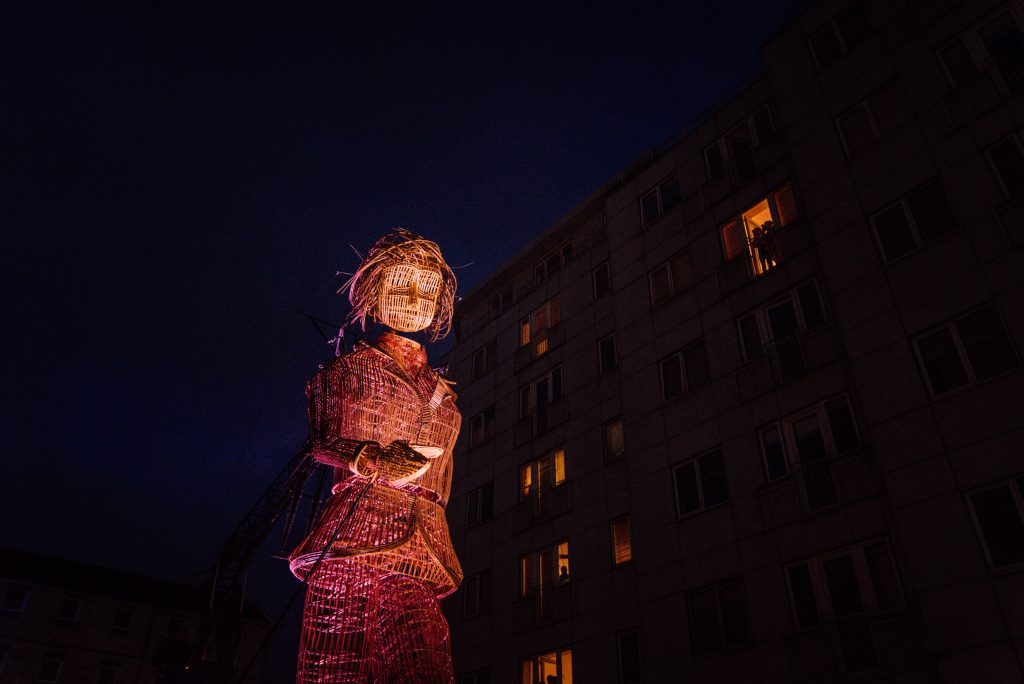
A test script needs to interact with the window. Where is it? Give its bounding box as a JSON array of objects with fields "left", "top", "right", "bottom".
[
  {"left": 969, "top": 477, "right": 1024, "bottom": 567},
  {"left": 760, "top": 395, "right": 859, "bottom": 509},
  {"left": 687, "top": 579, "right": 751, "bottom": 655},
  {"left": 738, "top": 280, "right": 827, "bottom": 376},
  {"left": 56, "top": 597, "right": 81, "bottom": 623},
  {"left": 113, "top": 604, "right": 135, "bottom": 631},
  {"left": 988, "top": 135, "right": 1024, "bottom": 196},
  {"left": 938, "top": 37, "right": 979, "bottom": 88},
  {"left": 3, "top": 586, "right": 28, "bottom": 613},
  {"left": 836, "top": 81, "right": 913, "bottom": 156},
  {"left": 641, "top": 175, "right": 682, "bottom": 226},
  {"left": 520, "top": 298, "right": 560, "bottom": 357},
  {"left": 96, "top": 661, "right": 121, "bottom": 684},
  {"left": 593, "top": 261, "right": 611, "bottom": 299},
  {"left": 490, "top": 287, "right": 514, "bottom": 316},
  {"left": 535, "top": 243, "right": 573, "bottom": 284},
  {"left": 463, "top": 571, "right": 492, "bottom": 618},
  {"left": 521, "top": 649, "right": 572, "bottom": 684},
  {"left": 659, "top": 339, "right": 710, "bottom": 401},
  {"left": 466, "top": 482, "right": 494, "bottom": 526},
  {"left": 605, "top": 418, "right": 625, "bottom": 459},
  {"left": 598, "top": 334, "right": 617, "bottom": 374},
  {"left": 520, "top": 367, "right": 563, "bottom": 419},
  {"left": 469, "top": 405, "right": 496, "bottom": 447},
  {"left": 521, "top": 541, "right": 571, "bottom": 598},
  {"left": 611, "top": 516, "right": 633, "bottom": 565},
  {"left": 520, "top": 448, "right": 567, "bottom": 501},
  {"left": 461, "top": 669, "right": 490, "bottom": 684},
  {"left": 810, "top": 3, "right": 873, "bottom": 70},
  {"left": 978, "top": 10, "right": 1024, "bottom": 93},
  {"left": 914, "top": 305, "right": 1019, "bottom": 396},
  {"left": 720, "top": 183, "right": 799, "bottom": 276},
  {"left": 648, "top": 250, "right": 693, "bottom": 305},
  {"left": 617, "top": 631, "right": 641, "bottom": 684},
  {"left": 704, "top": 106, "right": 775, "bottom": 179},
  {"left": 471, "top": 339, "right": 497, "bottom": 380},
  {"left": 787, "top": 541, "right": 905, "bottom": 631},
  {"left": 869, "top": 179, "right": 958, "bottom": 262},
  {"left": 673, "top": 449, "right": 729, "bottom": 515},
  {"left": 37, "top": 654, "right": 63, "bottom": 683}
]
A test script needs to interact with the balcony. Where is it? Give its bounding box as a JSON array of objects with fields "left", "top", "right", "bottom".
[
  {"left": 786, "top": 612, "right": 929, "bottom": 680},
  {"left": 736, "top": 323, "right": 843, "bottom": 402},
  {"left": 511, "top": 483, "right": 573, "bottom": 533},
  {"left": 514, "top": 323, "right": 564, "bottom": 372},
  {"left": 701, "top": 135, "right": 788, "bottom": 210},
  {"left": 513, "top": 398, "right": 567, "bottom": 448},
  {"left": 995, "top": 194, "right": 1024, "bottom": 246},
  {"left": 717, "top": 219, "right": 812, "bottom": 296}
]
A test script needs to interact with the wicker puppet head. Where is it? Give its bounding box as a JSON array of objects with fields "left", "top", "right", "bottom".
[{"left": 344, "top": 229, "right": 457, "bottom": 340}]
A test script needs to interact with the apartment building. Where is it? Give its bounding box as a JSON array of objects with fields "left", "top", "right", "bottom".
[
  {"left": 441, "top": 0, "right": 1024, "bottom": 682},
  {"left": 0, "top": 548, "right": 272, "bottom": 683}
]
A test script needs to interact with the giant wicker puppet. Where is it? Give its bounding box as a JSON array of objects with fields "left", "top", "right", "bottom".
[{"left": 289, "top": 229, "right": 462, "bottom": 683}]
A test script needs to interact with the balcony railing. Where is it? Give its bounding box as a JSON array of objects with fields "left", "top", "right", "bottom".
[
  {"left": 799, "top": 458, "right": 838, "bottom": 511},
  {"left": 717, "top": 219, "right": 811, "bottom": 296},
  {"left": 514, "top": 323, "right": 564, "bottom": 372},
  {"left": 995, "top": 194, "right": 1024, "bottom": 246},
  {"left": 511, "top": 484, "right": 573, "bottom": 532},
  {"left": 701, "top": 136, "right": 788, "bottom": 210},
  {"left": 513, "top": 398, "right": 567, "bottom": 448},
  {"left": 736, "top": 323, "right": 843, "bottom": 402}
]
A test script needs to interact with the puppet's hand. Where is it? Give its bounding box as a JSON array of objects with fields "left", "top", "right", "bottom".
[{"left": 353, "top": 440, "right": 430, "bottom": 484}]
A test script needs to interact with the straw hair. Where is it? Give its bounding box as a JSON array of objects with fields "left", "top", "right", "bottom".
[{"left": 342, "top": 228, "right": 457, "bottom": 341}]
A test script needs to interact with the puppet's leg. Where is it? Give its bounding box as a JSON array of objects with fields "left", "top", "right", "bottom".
[
  {"left": 373, "top": 573, "right": 453, "bottom": 683},
  {"left": 297, "top": 561, "right": 375, "bottom": 683}
]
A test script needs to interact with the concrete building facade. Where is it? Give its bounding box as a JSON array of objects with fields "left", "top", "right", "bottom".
[{"left": 442, "top": 0, "right": 1024, "bottom": 682}]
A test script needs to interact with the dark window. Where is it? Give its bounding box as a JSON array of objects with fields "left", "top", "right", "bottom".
[
  {"left": 660, "top": 340, "right": 709, "bottom": 401},
  {"left": 797, "top": 282, "right": 826, "bottom": 329},
  {"left": 113, "top": 605, "right": 134, "bottom": 631},
  {"left": 988, "top": 137, "right": 1024, "bottom": 196},
  {"left": 96, "top": 661, "right": 121, "bottom": 684},
  {"left": 593, "top": 261, "right": 611, "bottom": 299},
  {"left": 838, "top": 107, "right": 876, "bottom": 156},
  {"left": 864, "top": 542, "right": 903, "bottom": 611},
  {"left": 4, "top": 586, "right": 28, "bottom": 613},
  {"left": 56, "top": 597, "right": 80, "bottom": 622},
  {"left": 915, "top": 306, "right": 1019, "bottom": 395},
  {"left": 688, "top": 580, "right": 750, "bottom": 655},
  {"left": 705, "top": 143, "right": 725, "bottom": 177},
  {"left": 674, "top": 449, "right": 729, "bottom": 515},
  {"left": 460, "top": 669, "right": 490, "bottom": 684},
  {"left": 649, "top": 251, "right": 693, "bottom": 305},
  {"left": 37, "top": 655, "right": 63, "bottom": 683},
  {"left": 599, "top": 334, "right": 617, "bottom": 374},
  {"left": 739, "top": 315, "right": 763, "bottom": 360},
  {"left": 811, "top": 3, "right": 873, "bottom": 70},
  {"left": 826, "top": 398, "right": 860, "bottom": 453},
  {"left": 823, "top": 555, "right": 864, "bottom": 616},
  {"left": 641, "top": 176, "right": 681, "bottom": 225},
  {"left": 469, "top": 405, "right": 496, "bottom": 447},
  {"left": 535, "top": 244, "right": 572, "bottom": 284},
  {"left": 939, "top": 39, "right": 978, "bottom": 86},
  {"left": 872, "top": 180, "right": 958, "bottom": 261},
  {"left": 979, "top": 11, "right": 1024, "bottom": 93},
  {"left": 869, "top": 82, "right": 912, "bottom": 136},
  {"left": 787, "top": 564, "right": 821, "bottom": 629},
  {"left": 970, "top": 480, "right": 1024, "bottom": 567},
  {"left": 761, "top": 425, "right": 787, "bottom": 480},
  {"left": 617, "top": 631, "right": 642, "bottom": 684},
  {"left": 463, "top": 571, "right": 491, "bottom": 617},
  {"left": 466, "top": 482, "right": 494, "bottom": 526},
  {"left": 471, "top": 339, "right": 497, "bottom": 380},
  {"left": 605, "top": 418, "right": 625, "bottom": 459}
]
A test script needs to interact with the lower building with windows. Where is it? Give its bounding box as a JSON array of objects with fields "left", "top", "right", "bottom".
[
  {"left": 0, "top": 548, "right": 272, "bottom": 684},
  {"left": 443, "top": 0, "right": 1024, "bottom": 682}
]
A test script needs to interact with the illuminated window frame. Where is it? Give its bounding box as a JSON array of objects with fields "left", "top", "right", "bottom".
[
  {"left": 519, "top": 298, "right": 561, "bottom": 355},
  {"left": 520, "top": 648, "right": 573, "bottom": 684},
  {"left": 520, "top": 540, "right": 571, "bottom": 599},
  {"left": 719, "top": 182, "right": 799, "bottom": 275},
  {"left": 520, "top": 448, "right": 567, "bottom": 501},
  {"left": 610, "top": 516, "right": 633, "bottom": 566}
]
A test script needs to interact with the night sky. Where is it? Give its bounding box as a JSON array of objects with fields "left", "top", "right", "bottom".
[{"left": 4, "top": 0, "right": 802, "bottom": 664}]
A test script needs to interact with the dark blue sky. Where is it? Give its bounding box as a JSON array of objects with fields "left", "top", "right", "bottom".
[{"left": 3, "top": 0, "right": 802, "bottom": 608}]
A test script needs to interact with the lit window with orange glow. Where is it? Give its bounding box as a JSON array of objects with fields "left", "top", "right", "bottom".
[
  {"left": 612, "top": 516, "right": 633, "bottom": 565},
  {"left": 519, "top": 448, "right": 567, "bottom": 501},
  {"left": 720, "top": 182, "right": 799, "bottom": 276},
  {"left": 522, "top": 649, "right": 573, "bottom": 684}
]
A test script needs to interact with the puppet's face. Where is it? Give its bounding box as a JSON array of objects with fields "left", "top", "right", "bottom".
[{"left": 377, "top": 263, "right": 442, "bottom": 332}]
